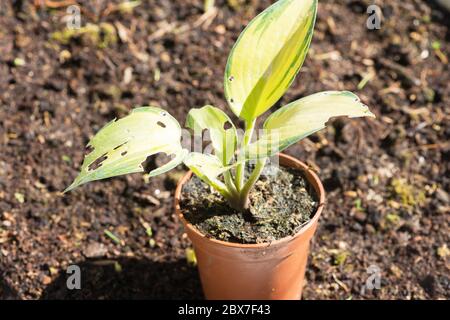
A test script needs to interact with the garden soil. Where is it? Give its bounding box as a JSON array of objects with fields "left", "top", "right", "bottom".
[{"left": 0, "top": 0, "right": 448, "bottom": 299}]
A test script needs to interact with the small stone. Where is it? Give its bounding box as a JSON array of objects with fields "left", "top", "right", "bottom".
[
  {"left": 83, "top": 242, "right": 108, "bottom": 258},
  {"left": 338, "top": 241, "right": 348, "bottom": 250},
  {"left": 437, "top": 244, "right": 449, "bottom": 259},
  {"left": 365, "top": 224, "right": 376, "bottom": 234},
  {"left": 122, "top": 67, "right": 133, "bottom": 84},
  {"left": 435, "top": 189, "right": 449, "bottom": 203},
  {"left": 59, "top": 49, "right": 71, "bottom": 63},
  {"left": 14, "top": 192, "right": 25, "bottom": 203},
  {"left": 354, "top": 211, "right": 367, "bottom": 223},
  {"left": 215, "top": 25, "right": 226, "bottom": 34},
  {"left": 344, "top": 191, "right": 357, "bottom": 198},
  {"left": 390, "top": 264, "right": 403, "bottom": 278},
  {"left": 2, "top": 220, "right": 11, "bottom": 227},
  {"left": 42, "top": 275, "right": 52, "bottom": 285},
  {"left": 160, "top": 52, "right": 171, "bottom": 63},
  {"left": 352, "top": 223, "right": 363, "bottom": 232}
]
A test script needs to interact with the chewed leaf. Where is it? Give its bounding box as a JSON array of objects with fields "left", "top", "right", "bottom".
[
  {"left": 224, "top": 0, "right": 317, "bottom": 121},
  {"left": 245, "top": 91, "right": 375, "bottom": 158},
  {"left": 65, "top": 107, "right": 186, "bottom": 192},
  {"left": 185, "top": 105, "right": 237, "bottom": 165}
]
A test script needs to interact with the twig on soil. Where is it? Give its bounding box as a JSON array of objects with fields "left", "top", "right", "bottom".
[
  {"left": 148, "top": 7, "right": 219, "bottom": 42},
  {"left": 127, "top": 42, "right": 149, "bottom": 62},
  {"left": 34, "top": 0, "right": 77, "bottom": 8},
  {"left": 101, "top": 1, "right": 141, "bottom": 18},
  {"left": 378, "top": 58, "right": 421, "bottom": 87},
  {"left": 378, "top": 83, "right": 402, "bottom": 96},
  {"left": 312, "top": 50, "right": 341, "bottom": 61},
  {"left": 192, "top": 7, "right": 218, "bottom": 30},
  {"left": 34, "top": 0, "right": 98, "bottom": 21},
  {"left": 434, "top": 49, "right": 448, "bottom": 64},
  {"left": 148, "top": 21, "right": 178, "bottom": 42},
  {"left": 406, "top": 142, "right": 450, "bottom": 152},
  {"left": 332, "top": 273, "right": 349, "bottom": 293},
  {"left": 98, "top": 52, "right": 117, "bottom": 71}
]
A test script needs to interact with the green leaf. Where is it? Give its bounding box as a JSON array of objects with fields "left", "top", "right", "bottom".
[
  {"left": 245, "top": 91, "right": 375, "bottom": 158},
  {"left": 224, "top": 0, "right": 317, "bottom": 122},
  {"left": 65, "top": 107, "right": 187, "bottom": 192},
  {"left": 185, "top": 105, "right": 237, "bottom": 165},
  {"left": 183, "top": 152, "right": 233, "bottom": 190}
]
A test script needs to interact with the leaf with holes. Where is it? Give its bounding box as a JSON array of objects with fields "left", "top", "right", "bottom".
[
  {"left": 224, "top": 0, "right": 317, "bottom": 122},
  {"left": 65, "top": 107, "right": 187, "bottom": 192},
  {"left": 245, "top": 91, "right": 376, "bottom": 159},
  {"left": 186, "top": 105, "right": 237, "bottom": 165}
]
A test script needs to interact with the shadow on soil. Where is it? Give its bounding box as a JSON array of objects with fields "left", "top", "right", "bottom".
[
  {"left": 427, "top": 0, "right": 450, "bottom": 39},
  {"left": 0, "top": 276, "right": 19, "bottom": 300},
  {"left": 40, "top": 258, "right": 203, "bottom": 300}
]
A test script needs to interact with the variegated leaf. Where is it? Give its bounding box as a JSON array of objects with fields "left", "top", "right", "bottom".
[
  {"left": 65, "top": 107, "right": 187, "bottom": 192},
  {"left": 183, "top": 152, "right": 235, "bottom": 194},
  {"left": 224, "top": 0, "right": 317, "bottom": 121},
  {"left": 185, "top": 105, "right": 237, "bottom": 165},
  {"left": 245, "top": 91, "right": 375, "bottom": 158}
]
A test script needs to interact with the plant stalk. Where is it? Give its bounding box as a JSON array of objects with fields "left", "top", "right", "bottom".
[
  {"left": 235, "top": 119, "right": 256, "bottom": 191},
  {"left": 238, "top": 158, "right": 266, "bottom": 209},
  {"left": 224, "top": 170, "right": 239, "bottom": 197},
  {"left": 208, "top": 178, "right": 233, "bottom": 200}
]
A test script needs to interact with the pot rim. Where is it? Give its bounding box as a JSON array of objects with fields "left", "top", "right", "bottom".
[{"left": 175, "top": 153, "right": 326, "bottom": 249}]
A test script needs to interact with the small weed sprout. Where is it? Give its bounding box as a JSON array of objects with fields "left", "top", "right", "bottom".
[{"left": 65, "top": 0, "right": 375, "bottom": 211}]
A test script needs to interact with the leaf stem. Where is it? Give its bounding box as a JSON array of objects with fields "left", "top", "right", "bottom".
[
  {"left": 239, "top": 158, "right": 266, "bottom": 209},
  {"left": 224, "top": 170, "right": 239, "bottom": 197},
  {"left": 209, "top": 178, "right": 234, "bottom": 200},
  {"left": 235, "top": 119, "right": 256, "bottom": 191}
]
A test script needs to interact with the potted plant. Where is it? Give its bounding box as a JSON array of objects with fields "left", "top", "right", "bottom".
[{"left": 65, "top": 0, "right": 374, "bottom": 300}]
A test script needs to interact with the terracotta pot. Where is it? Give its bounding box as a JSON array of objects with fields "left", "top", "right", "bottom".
[{"left": 175, "top": 153, "right": 325, "bottom": 300}]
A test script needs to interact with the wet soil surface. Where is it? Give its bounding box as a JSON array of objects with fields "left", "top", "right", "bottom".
[
  {"left": 182, "top": 165, "right": 317, "bottom": 244},
  {"left": 0, "top": 0, "right": 449, "bottom": 299}
]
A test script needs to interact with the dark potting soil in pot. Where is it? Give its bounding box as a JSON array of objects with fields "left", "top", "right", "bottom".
[{"left": 181, "top": 165, "right": 318, "bottom": 244}]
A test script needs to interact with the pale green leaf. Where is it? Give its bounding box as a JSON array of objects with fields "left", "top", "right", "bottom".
[
  {"left": 65, "top": 107, "right": 187, "bottom": 192},
  {"left": 183, "top": 152, "right": 232, "bottom": 188},
  {"left": 185, "top": 105, "right": 237, "bottom": 165},
  {"left": 246, "top": 91, "right": 375, "bottom": 158},
  {"left": 224, "top": 0, "right": 317, "bottom": 121}
]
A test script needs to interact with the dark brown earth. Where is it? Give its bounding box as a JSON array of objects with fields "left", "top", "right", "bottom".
[
  {"left": 182, "top": 165, "right": 317, "bottom": 244},
  {"left": 0, "top": 0, "right": 449, "bottom": 299}
]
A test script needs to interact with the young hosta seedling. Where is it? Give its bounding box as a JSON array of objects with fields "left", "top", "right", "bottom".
[{"left": 65, "top": 0, "right": 375, "bottom": 211}]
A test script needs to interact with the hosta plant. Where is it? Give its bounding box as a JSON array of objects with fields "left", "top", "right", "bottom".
[{"left": 65, "top": 0, "right": 375, "bottom": 211}]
